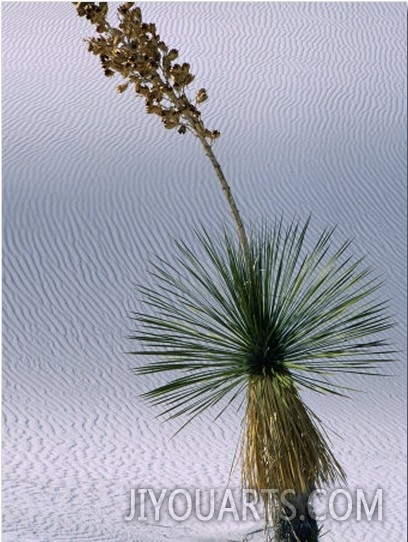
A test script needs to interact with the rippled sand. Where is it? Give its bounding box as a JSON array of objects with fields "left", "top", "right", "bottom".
[{"left": 2, "top": 2, "right": 406, "bottom": 540}]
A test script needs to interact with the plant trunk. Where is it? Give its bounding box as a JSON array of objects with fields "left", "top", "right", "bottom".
[
  {"left": 240, "top": 376, "right": 343, "bottom": 536},
  {"left": 275, "top": 491, "right": 320, "bottom": 542}
]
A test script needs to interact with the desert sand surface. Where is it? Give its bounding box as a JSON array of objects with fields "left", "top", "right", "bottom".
[{"left": 2, "top": 2, "right": 406, "bottom": 540}]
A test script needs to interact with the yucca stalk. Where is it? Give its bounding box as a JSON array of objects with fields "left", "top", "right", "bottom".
[
  {"left": 75, "top": 4, "right": 393, "bottom": 539},
  {"left": 73, "top": 1, "right": 250, "bottom": 259}
]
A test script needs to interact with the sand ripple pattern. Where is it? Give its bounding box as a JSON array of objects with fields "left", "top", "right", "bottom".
[{"left": 3, "top": 3, "right": 406, "bottom": 541}]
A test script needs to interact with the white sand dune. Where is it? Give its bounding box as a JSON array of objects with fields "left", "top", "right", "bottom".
[{"left": 2, "top": 2, "right": 406, "bottom": 541}]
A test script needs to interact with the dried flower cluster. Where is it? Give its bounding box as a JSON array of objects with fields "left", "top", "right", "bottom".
[{"left": 74, "top": 2, "right": 220, "bottom": 140}]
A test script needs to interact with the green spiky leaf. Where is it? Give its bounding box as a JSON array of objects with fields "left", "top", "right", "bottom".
[{"left": 130, "top": 219, "right": 393, "bottom": 424}]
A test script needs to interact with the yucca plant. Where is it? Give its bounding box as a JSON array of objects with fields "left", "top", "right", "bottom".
[
  {"left": 74, "top": 3, "right": 393, "bottom": 540},
  {"left": 130, "top": 223, "right": 391, "bottom": 539}
]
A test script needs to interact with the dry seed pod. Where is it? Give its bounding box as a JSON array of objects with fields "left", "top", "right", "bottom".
[
  {"left": 146, "top": 104, "right": 162, "bottom": 115},
  {"left": 73, "top": 3, "right": 86, "bottom": 17},
  {"left": 183, "top": 73, "right": 195, "bottom": 85},
  {"left": 167, "top": 49, "right": 178, "bottom": 61},
  {"left": 162, "top": 117, "right": 179, "bottom": 129},
  {"left": 196, "top": 88, "right": 208, "bottom": 104},
  {"left": 116, "top": 82, "right": 129, "bottom": 93},
  {"left": 149, "top": 88, "right": 163, "bottom": 102},
  {"left": 118, "top": 3, "right": 133, "bottom": 14},
  {"left": 99, "top": 3, "right": 108, "bottom": 16},
  {"left": 134, "top": 83, "right": 150, "bottom": 96},
  {"left": 205, "top": 129, "right": 220, "bottom": 140}
]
